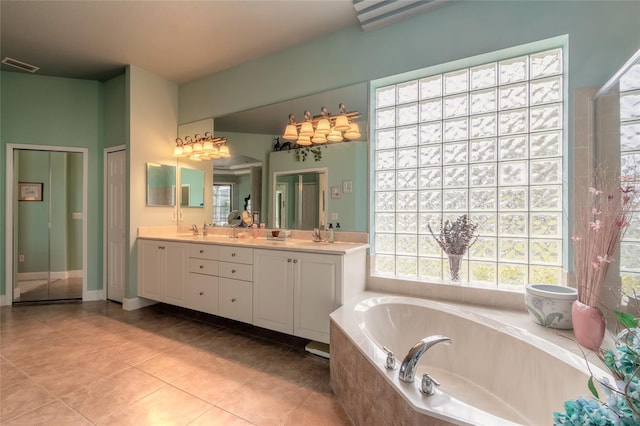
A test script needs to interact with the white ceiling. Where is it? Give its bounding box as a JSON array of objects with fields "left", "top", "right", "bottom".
[{"left": 0, "top": 0, "right": 361, "bottom": 84}]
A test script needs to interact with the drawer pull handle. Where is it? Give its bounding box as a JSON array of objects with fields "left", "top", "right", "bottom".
[
  {"left": 293, "top": 259, "right": 298, "bottom": 263},
  {"left": 231, "top": 298, "right": 237, "bottom": 302},
  {"left": 199, "top": 249, "right": 204, "bottom": 253},
  {"left": 288, "top": 258, "right": 292, "bottom": 263},
  {"left": 199, "top": 291, "right": 204, "bottom": 296},
  {"left": 231, "top": 253, "right": 236, "bottom": 257},
  {"left": 159, "top": 246, "right": 165, "bottom": 249},
  {"left": 231, "top": 269, "right": 236, "bottom": 273},
  {"left": 200, "top": 265, "right": 204, "bottom": 269}
]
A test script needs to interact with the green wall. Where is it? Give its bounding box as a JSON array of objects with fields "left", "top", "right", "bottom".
[
  {"left": 1, "top": 72, "right": 104, "bottom": 295},
  {"left": 179, "top": 0, "right": 639, "bottom": 238},
  {"left": 179, "top": 2, "right": 640, "bottom": 124}
]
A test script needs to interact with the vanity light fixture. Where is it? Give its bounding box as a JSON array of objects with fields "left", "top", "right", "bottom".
[
  {"left": 283, "top": 103, "right": 362, "bottom": 144},
  {"left": 173, "top": 131, "right": 230, "bottom": 161}
]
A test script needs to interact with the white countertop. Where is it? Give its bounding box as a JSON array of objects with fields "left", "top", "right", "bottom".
[{"left": 138, "top": 232, "right": 369, "bottom": 255}]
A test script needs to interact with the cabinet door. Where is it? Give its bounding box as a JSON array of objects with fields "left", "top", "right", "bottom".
[
  {"left": 138, "top": 240, "right": 165, "bottom": 300},
  {"left": 164, "top": 242, "right": 188, "bottom": 306},
  {"left": 252, "top": 249, "right": 294, "bottom": 334},
  {"left": 294, "top": 252, "right": 341, "bottom": 344},
  {"left": 219, "top": 278, "right": 252, "bottom": 324}
]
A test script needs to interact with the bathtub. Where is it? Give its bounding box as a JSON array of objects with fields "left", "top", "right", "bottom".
[{"left": 329, "top": 292, "right": 611, "bottom": 426}]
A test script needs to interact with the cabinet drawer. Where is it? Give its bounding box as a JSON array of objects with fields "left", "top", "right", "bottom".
[
  {"left": 218, "top": 262, "right": 252, "bottom": 282},
  {"left": 189, "top": 244, "right": 218, "bottom": 260},
  {"left": 219, "top": 246, "right": 252, "bottom": 264},
  {"left": 188, "top": 258, "right": 218, "bottom": 275},
  {"left": 185, "top": 273, "right": 219, "bottom": 315},
  {"left": 219, "top": 278, "right": 252, "bottom": 324}
]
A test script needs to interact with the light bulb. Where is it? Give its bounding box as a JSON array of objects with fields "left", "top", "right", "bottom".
[
  {"left": 316, "top": 118, "right": 331, "bottom": 135},
  {"left": 344, "top": 122, "right": 361, "bottom": 140},
  {"left": 312, "top": 132, "right": 327, "bottom": 144},
  {"left": 333, "top": 115, "right": 350, "bottom": 131},
  {"left": 327, "top": 128, "right": 343, "bottom": 142},
  {"left": 283, "top": 124, "right": 299, "bottom": 141},
  {"left": 297, "top": 135, "right": 312, "bottom": 146},
  {"left": 299, "top": 122, "right": 314, "bottom": 137}
]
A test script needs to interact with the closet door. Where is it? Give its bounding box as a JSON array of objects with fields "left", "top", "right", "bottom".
[{"left": 14, "top": 150, "right": 83, "bottom": 302}]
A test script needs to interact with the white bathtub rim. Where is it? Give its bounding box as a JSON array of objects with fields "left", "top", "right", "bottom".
[{"left": 330, "top": 291, "right": 612, "bottom": 426}]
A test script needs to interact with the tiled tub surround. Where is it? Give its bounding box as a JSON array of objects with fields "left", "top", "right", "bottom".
[{"left": 330, "top": 293, "right": 612, "bottom": 426}]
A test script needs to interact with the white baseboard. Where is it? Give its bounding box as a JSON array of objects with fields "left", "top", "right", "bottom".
[
  {"left": 18, "top": 270, "right": 82, "bottom": 281},
  {"left": 123, "top": 297, "right": 158, "bottom": 311},
  {"left": 0, "top": 294, "right": 12, "bottom": 306},
  {"left": 83, "top": 289, "right": 104, "bottom": 301}
]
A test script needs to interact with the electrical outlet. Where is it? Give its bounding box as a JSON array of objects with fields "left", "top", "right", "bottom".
[
  {"left": 18, "top": 254, "right": 25, "bottom": 262},
  {"left": 331, "top": 213, "right": 338, "bottom": 220}
]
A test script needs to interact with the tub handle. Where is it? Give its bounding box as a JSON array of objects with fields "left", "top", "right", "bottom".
[
  {"left": 382, "top": 346, "right": 396, "bottom": 370},
  {"left": 420, "top": 373, "right": 440, "bottom": 396}
]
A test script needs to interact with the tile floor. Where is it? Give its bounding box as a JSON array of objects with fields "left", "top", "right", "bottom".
[{"left": 0, "top": 301, "right": 352, "bottom": 425}]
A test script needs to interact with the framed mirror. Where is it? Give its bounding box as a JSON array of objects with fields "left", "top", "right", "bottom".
[
  {"left": 180, "top": 166, "right": 205, "bottom": 208},
  {"left": 273, "top": 168, "right": 327, "bottom": 230},
  {"left": 146, "top": 162, "right": 176, "bottom": 207}
]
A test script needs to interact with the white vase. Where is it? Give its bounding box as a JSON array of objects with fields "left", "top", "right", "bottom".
[{"left": 524, "top": 284, "right": 578, "bottom": 329}]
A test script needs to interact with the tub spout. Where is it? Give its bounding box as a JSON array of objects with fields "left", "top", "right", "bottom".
[{"left": 398, "top": 335, "right": 451, "bottom": 383}]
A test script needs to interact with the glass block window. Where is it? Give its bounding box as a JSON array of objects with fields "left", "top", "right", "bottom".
[
  {"left": 372, "top": 48, "right": 564, "bottom": 289},
  {"left": 213, "top": 184, "right": 232, "bottom": 225},
  {"left": 619, "top": 60, "right": 640, "bottom": 297}
]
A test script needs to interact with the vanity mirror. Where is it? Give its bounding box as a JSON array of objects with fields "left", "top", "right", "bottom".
[
  {"left": 180, "top": 167, "right": 205, "bottom": 207},
  {"left": 593, "top": 47, "right": 640, "bottom": 301},
  {"left": 146, "top": 162, "right": 176, "bottom": 207},
  {"left": 214, "top": 82, "right": 368, "bottom": 231}
]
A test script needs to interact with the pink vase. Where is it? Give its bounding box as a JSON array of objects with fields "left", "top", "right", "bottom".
[{"left": 571, "top": 300, "right": 605, "bottom": 350}]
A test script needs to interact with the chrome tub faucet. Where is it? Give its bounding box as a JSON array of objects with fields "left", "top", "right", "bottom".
[{"left": 398, "top": 335, "right": 451, "bottom": 383}]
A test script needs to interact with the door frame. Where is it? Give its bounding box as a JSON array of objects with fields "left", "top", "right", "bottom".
[
  {"left": 4, "top": 143, "right": 89, "bottom": 304},
  {"left": 103, "top": 145, "right": 127, "bottom": 302}
]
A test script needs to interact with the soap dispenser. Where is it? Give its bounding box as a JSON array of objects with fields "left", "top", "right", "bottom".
[
  {"left": 328, "top": 223, "right": 334, "bottom": 243},
  {"left": 202, "top": 223, "right": 208, "bottom": 236}
]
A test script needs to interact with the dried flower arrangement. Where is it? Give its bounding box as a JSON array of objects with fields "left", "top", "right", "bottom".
[
  {"left": 428, "top": 214, "right": 479, "bottom": 255},
  {"left": 572, "top": 168, "right": 637, "bottom": 308}
]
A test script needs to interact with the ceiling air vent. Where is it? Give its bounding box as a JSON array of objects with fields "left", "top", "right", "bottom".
[
  {"left": 2, "top": 57, "right": 39, "bottom": 73},
  {"left": 352, "top": 0, "right": 450, "bottom": 32}
]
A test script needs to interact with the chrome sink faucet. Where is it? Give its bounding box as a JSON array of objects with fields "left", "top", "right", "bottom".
[
  {"left": 398, "top": 335, "right": 451, "bottom": 383},
  {"left": 312, "top": 228, "right": 324, "bottom": 242},
  {"left": 189, "top": 224, "right": 199, "bottom": 236}
]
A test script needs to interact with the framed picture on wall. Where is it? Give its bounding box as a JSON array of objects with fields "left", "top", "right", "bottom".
[{"left": 18, "top": 182, "right": 43, "bottom": 201}]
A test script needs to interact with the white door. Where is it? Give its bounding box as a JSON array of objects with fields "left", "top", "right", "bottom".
[
  {"left": 106, "top": 149, "right": 126, "bottom": 302},
  {"left": 300, "top": 183, "right": 318, "bottom": 229}
]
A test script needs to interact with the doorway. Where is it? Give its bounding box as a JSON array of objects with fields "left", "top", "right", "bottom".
[{"left": 6, "top": 145, "right": 87, "bottom": 304}]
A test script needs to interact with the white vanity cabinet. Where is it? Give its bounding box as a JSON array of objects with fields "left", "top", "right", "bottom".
[
  {"left": 185, "top": 244, "right": 219, "bottom": 315},
  {"left": 138, "top": 239, "right": 188, "bottom": 305},
  {"left": 218, "top": 246, "right": 253, "bottom": 324},
  {"left": 253, "top": 248, "right": 365, "bottom": 344},
  {"left": 137, "top": 232, "right": 367, "bottom": 343}
]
